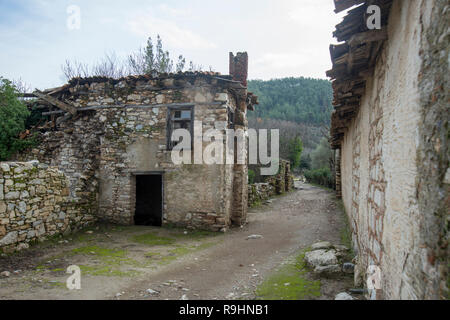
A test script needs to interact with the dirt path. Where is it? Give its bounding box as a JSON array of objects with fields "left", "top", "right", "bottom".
[{"left": 0, "top": 182, "right": 354, "bottom": 300}]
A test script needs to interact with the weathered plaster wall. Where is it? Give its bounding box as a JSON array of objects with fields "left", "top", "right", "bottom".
[
  {"left": 340, "top": 0, "right": 448, "bottom": 299},
  {"left": 0, "top": 161, "right": 95, "bottom": 253}
]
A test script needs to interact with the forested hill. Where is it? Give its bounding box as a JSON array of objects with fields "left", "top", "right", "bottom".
[{"left": 247, "top": 77, "right": 333, "bottom": 126}]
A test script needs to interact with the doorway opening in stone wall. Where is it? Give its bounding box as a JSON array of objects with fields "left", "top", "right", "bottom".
[{"left": 134, "top": 174, "right": 163, "bottom": 226}]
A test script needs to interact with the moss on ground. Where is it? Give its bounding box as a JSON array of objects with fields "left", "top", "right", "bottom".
[
  {"left": 144, "top": 252, "right": 161, "bottom": 258},
  {"left": 71, "top": 245, "right": 127, "bottom": 258},
  {"left": 29, "top": 226, "right": 222, "bottom": 279},
  {"left": 169, "top": 247, "right": 192, "bottom": 255},
  {"left": 68, "top": 245, "right": 141, "bottom": 276},
  {"left": 78, "top": 264, "right": 138, "bottom": 277},
  {"left": 255, "top": 250, "right": 321, "bottom": 300}
]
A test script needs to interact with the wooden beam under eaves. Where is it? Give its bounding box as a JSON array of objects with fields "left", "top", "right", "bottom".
[
  {"left": 33, "top": 89, "right": 77, "bottom": 116},
  {"left": 334, "top": 0, "right": 365, "bottom": 13},
  {"left": 347, "top": 29, "right": 388, "bottom": 47}
]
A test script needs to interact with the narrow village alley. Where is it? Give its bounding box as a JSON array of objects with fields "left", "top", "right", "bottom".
[{"left": 0, "top": 182, "right": 354, "bottom": 300}]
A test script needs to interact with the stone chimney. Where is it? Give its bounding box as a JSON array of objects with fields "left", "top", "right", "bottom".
[{"left": 229, "top": 52, "right": 248, "bottom": 87}]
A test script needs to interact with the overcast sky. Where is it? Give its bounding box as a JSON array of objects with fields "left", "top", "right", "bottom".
[{"left": 0, "top": 0, "right": 347, "bottom": 90}]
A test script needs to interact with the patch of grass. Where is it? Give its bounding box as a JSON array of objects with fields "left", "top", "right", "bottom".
[
  {"left": 78, "top": 264, "right": 138, "bottom": 277},
  {"left": 70, "top": 245, "right": 144, "bottom": 273},
  {"left": 71, "top": 246, "right": 127, "bottom": 259},
  {"left": 192, "top": 242, "right": 216, "bottom": 250},
  {"left": 250, "top": 199, "right": 262, "bottom": 208},
  {"left": 337, "top": 199, "right": 355, "bottom": 257},
  {"left": 255, "top": 249, "right": 321, "bottom": 300},
  {"left": 169, "top": 247, "right": 192, "bottom": 255},
  {"left": 157, "top": 256, "right": 177, "bottom": 265},
  {"left": 48, "top": 281, "right": 66, "bottom": 287},
  {"left": 131, "top": 233, "right": 176, "bottom": 246},
  {"left": 340, "top": 224, "right": 352, "bottom": 252},
  {"left": 144, "top": 252, "right": 161, "bottom": 258}
]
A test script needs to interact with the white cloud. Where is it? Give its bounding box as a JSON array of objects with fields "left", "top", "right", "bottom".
[
  {"left": 158, "top": 4, "right": 192, "bottom": 18},
  {"left": 127, "top": 13, "right": 216, "bottom": 50},
  {"left": 0, "top": 0, "right": 345, "bottom": 88},
  {"left": 252, "top": 53, "right": 310, "bottom": 69}
]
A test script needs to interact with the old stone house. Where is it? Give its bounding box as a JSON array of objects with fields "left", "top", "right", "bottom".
[
  {"left": 328, "top": 0, "right": 448, "bottom": 299},
  {"left": 0, "top": 52, "right": 258, "bottom": 252}
]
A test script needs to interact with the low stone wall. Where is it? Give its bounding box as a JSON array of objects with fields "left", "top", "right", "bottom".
[
  {"left": 265, "top": 160, "right": 294, "bottom": 194},
  {"left": 248, "top": 160, "right": 295, "bottom": 207},
  {"left": 248, "top": 183, "right": 274, "bottom": 206},
  {"left": 0, "top": 161, "right": 96, "bottom": 253}
]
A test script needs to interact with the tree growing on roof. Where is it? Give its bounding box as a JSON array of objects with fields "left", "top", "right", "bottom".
[{"left": 62, "top": 35, "right": 201, "bottom": 80}]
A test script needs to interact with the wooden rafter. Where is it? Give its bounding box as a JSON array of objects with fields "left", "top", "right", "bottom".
[
  {"left": 334, "top": 0, "right": 365, "bottom": 13},
  {"left": 347, "top": 29, "right": 388, "bottom": 47},
  {"left": 33, "top": 89, "right": 77, "bottom": 116}
]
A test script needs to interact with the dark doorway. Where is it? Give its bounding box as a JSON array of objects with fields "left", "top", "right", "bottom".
[{"left": 134, "top": 174, "right": 163, "bottom": 226}]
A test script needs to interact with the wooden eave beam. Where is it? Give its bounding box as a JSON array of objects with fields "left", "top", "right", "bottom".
[
  {"left": 334, "top": 0, "right": 365, "bottom": 13},
  {"left": 347, "top": 29, "right": 388, "bottom": 47}
]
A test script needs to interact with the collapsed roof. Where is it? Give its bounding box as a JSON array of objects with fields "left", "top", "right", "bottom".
[{"left": 23, "top": 69, "right": 258, "bottom": 132}]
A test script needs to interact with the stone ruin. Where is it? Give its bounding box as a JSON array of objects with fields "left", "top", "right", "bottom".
[
  {"left": 1, "top": 52, "right": 259, "bottom": 252},
  {"left": 248, "top": 160, "right": 294, "bottom": 207}
]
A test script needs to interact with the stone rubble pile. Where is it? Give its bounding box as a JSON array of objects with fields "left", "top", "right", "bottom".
[
  {"left": 248, "top": 160, "right": 294, "bottom": 207},
  {"left": 305, "top": 241, "right": 354, "bottom": 277}
]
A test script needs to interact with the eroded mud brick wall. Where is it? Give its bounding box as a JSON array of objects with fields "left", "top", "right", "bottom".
[
  {"left": 0, "top": 161, "right": 95, "bottom": 253},
  {"left": 339, "top": 0, "right": 448, "bottom": 299}
]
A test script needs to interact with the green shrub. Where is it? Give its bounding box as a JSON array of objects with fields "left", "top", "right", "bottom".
[
  {"left": 304, "top": 167, "right": 335, "bottom": 189},
  {"left": 287, "top": 136, "right": 303, "bottom": 169},
  {"left": 248, "top": 169, "right": 256, "bottom": 184},
  {"left": 0, "top": 77, "right": 33, "bottom": 160}
]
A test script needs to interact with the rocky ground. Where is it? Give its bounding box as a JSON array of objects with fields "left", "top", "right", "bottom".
[{"left": 0, "top": 182, "right": 359, "bottom": 300}]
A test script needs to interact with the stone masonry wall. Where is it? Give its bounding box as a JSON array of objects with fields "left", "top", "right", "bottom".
[
  {"left": 247, "top": 183, "right": 275, "bottom": 207},
  {"left": 265, "top": 160, "right": 293, "bottom": 194},
  {"left": 16, "top": 113, "right": 101, "bottom": 227},
  {"left": 0, "top": 161, "right": 95, "bottom": 253},
  {"left": 248, "top": 160, "right": 294, "bottom": 207},
  {"left": 18, "top": 73, "right": 250, "bottom": 232}
]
